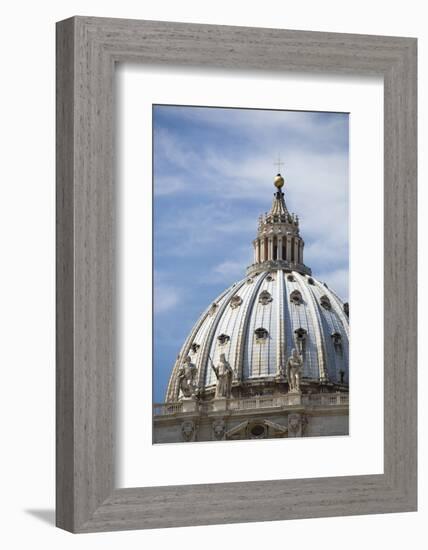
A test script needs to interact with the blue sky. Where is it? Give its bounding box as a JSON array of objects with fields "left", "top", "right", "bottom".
[{"left": 153, "top": 105, "right": 349, "bottom": 402}]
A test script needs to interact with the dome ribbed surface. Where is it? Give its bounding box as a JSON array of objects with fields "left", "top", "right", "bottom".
[{"left": 166, "top": 269, "right": 349, "bottom": 401}]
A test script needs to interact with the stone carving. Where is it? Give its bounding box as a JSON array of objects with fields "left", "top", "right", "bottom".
[
  {"left": 212, "top": 419, "right": 226, "bottom": 440},
  {"left": 181, "top": 420, "right": 197, "bottom": 442},
  {"left": 288, "top": 413, "right": 301, "bottom": 436},
  {"left": 230, "top": 295, "right": 243, "bottom": 309},
  {"left": 290, "top": 289, "right": 303, "bottom": 305},
  {"left": 320, "top": 295, "right": 331, "bottom": 310},
  {"left": 286, "top": 348, "right": 303, "bottom": 393},
  {"left": 212, "top": 353, "right": 233, "bottom": 399},
  {"left": 176, "top": 356, "right": 198, "bottom": 399},
  {"left": 259, "top": 290, "right": 273, "bottom": 305},
  {"left": 254, "top": 327, "right": 269, "bottom": 342}
]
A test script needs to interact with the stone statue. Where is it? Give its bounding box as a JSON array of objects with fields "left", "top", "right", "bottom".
[
  {"left": 286, "top": 348, "right": 303, "bottom": 393},
  {"left": 176, "top": 356, "right": 198, "bottom": 399},
  {"left": 212, "top": 353, "right": 233, "bottom": 399}
]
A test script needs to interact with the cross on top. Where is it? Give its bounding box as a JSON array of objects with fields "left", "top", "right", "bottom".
[{"left": 274, "top": 155, "right": 284, "bottom": 173}]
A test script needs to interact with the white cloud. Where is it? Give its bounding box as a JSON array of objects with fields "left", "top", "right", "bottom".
[
  {"left": 213, "top": 260, "right": 246, "bottom": 280},
  {"left": 158, "top": 107, "right": 347, "bottom": 148},
  {"left": 154, "top": 280, "right": 181, "bottom": 314},
  {"left": 153, "top": 176, "right": 186, "bottom": 196}
]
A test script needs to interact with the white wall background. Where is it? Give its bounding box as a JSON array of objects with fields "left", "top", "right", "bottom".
[{"left": 0, "top": 1, "right": 425, "bottom": 548}]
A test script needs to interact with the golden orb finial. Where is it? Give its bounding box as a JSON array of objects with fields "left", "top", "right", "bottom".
[{"left": 274, "top": 173, "right": 284, "bottom": 189}]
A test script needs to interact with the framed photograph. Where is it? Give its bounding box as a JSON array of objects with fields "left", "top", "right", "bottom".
[
  {"left": 56, "top": 16, "right": 417, "bottom": 532},
  {"left": 151, "top": 105, "right": 351, "bottom": 446}
]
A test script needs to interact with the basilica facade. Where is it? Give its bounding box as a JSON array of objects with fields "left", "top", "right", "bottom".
[{"left": 153, "top": 173, "right": 349, "bottom": 443}]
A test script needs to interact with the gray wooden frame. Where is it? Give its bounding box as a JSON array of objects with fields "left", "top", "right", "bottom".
[{"left": 56, "top": 16, "right": 417, "bottom": 533}]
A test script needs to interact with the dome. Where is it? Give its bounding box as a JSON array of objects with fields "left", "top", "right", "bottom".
[
  {"left": 165, "top": 172, "right": 349, "bottom": 403},
  {"left": 165, "top": 269, "right": 349, "bottom": 401}
]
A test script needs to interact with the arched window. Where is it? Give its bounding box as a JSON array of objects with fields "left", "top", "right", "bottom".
[{"left": 287, "top": 274, "right": 295, "bottom": 282}]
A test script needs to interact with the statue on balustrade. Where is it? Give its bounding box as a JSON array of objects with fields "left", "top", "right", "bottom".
[
  {"left": 286, "top": 348, "right": 303, "bottom": 393},
  {"left": 212, "top": 353, "right": 233, "bottom": 399},
  {"left": 176, "top": 355, "right": 198, "bottom": 399}
]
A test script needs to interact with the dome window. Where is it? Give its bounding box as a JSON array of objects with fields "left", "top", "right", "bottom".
[
  {"left": 290, "top": 289, "right": 303, "bottom": 305},
  {"left": 308, "top": 277, "right": 315, "bottom": 285},
  {"left": 344, "top": 302, "right": 349, "bottom": 317},
  {"left": 331, "top": 332, "right": 342, "bottom": 345},
  {"left": 254, "top": 327, "right": 269, "bottom": 342},
  {"left": 190, "top": 343, "right": 200, "bottom": 354},
  {"left": 217, "top": 333, "right": 230, "bottom": 345},
  {"left": 230, "top": 295, "right": 243, "bottom": 309},
  {"left": 266, "top": 274, "right": 275, "bottom": 282},
  {"left": 331, "top": 332, "right": 343, "bottom": 355},
  {"left": 246, "top": 278, "right": 254, "bottom": 284},
  {"left": 294, "top": 327, "right": 307, "bottom": 352},
  {"left": 209, "top": 302, "right": 218, "bottom": 316},
  {"left": 287, "top": 274, "right": 295, "bottom": 282},
  {"left": 259, "top": 290, "right": 273, "bottom": 305},
  {"left": 294, "top": 327, "right": 307, "bottom": 340},
  {"left": 320, "top": 295, "right": 331, "bottom": 310}
]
